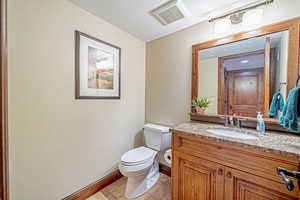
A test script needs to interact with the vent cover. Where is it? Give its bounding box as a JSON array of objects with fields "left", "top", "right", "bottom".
[{"left": 150, "top": 0, "right": 190, "bottom": 26}]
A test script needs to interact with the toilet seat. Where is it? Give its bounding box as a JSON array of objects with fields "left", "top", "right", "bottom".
[
  {"left": 119, "top": 158, "right": 156, "bottom": 175},
  {"left": 121, "top": 147, "right": 157, "bottom": 166}
]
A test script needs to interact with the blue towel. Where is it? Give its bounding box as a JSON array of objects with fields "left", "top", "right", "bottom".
[
  {"left": 269, "top": 93, "right": 284, "bottom": 117},
  {"left": 280, "top": 87, "right": 300, "bottom": 132}
]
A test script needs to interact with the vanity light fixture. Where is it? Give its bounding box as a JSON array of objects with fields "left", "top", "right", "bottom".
[
  {"left": 242, "top": 8, "right": 264, "bottom": 29},
  {"left": 210, "top": 0, "right": 273, "bottom": 34},
  {"left": 214, "top": 18, "right": 231, "bottom": 35},
  {"left": 241, "top": 60, "right": 249, "bottom": 64}
]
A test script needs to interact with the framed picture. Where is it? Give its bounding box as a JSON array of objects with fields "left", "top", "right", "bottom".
[{"left": 75, "top": 31, "right": 121, "bottom": 99}]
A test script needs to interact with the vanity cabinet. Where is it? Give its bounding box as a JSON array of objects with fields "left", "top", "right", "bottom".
[
  {"left": 172, "top": 131, "right": 300, "bottom": 200},
  {"left": 224, "top": 166, "right": 297, "bottom": 200},
  {"left": 175, "top": 152, "right": 224, "bottom": 200}
]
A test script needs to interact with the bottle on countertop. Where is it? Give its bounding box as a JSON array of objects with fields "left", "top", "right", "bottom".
[{"left": 256, "top": 112, "right": 265, "bottom": 135}]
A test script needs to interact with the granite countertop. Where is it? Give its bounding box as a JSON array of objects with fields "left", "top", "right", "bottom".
[{"left": 172, "top": 122, "right": 300, "bottom": 159}]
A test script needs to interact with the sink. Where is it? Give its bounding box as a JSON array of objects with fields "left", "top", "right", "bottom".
[{"left": 206, "top": 129, "right": 258, "bottom": 140}]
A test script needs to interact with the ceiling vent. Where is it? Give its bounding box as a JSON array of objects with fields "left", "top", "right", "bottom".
[{"left": 150, "top": 0, "right": 191, "bottom": 26}]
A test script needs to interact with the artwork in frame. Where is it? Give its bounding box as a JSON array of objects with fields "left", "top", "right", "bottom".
[{"left": 75, "top": 31, "right": 121, "bottom": 99}]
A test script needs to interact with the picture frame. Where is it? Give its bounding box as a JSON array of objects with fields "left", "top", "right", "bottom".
[{"left": 75, "top": 31, "right": 121, "bottom": 99}]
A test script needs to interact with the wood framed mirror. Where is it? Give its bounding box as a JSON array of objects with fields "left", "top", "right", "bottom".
[{"left": 191, "top": 17, "right": 300, "bottom": 131}]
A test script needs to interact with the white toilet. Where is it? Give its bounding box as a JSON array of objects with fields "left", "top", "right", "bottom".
[{"left": 119, "top": 123, "right": 171, "bottom": 199}]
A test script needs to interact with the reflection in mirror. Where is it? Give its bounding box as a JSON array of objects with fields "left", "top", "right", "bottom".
[{"left": 198, "top": 31, "right": 289, "bottom": 118}]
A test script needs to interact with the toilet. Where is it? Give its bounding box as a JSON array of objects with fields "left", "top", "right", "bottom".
[{"left": 119, "top": 123, "right": 171, "bottom": 199}]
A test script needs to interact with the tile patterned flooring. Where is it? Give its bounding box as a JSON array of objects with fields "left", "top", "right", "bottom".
[{"left": 87, "top": 173, "right": 171, "bottom": 200}]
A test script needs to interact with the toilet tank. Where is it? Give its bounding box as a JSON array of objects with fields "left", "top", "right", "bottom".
[{"left": 144, "top": 123, "right": 171, "bottom": 151}]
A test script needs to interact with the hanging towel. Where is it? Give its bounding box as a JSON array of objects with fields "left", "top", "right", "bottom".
[
  {"left": 269, "top": 93, "right": 284, "bottom": 117},
  {"left": 280, "top": 87, "right": 300, "bottom": 132}
]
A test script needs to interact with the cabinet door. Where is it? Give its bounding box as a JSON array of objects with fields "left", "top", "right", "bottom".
[
  {"left": 224, "top": 167, "right": 299, "bottom": 200},
  {"left": 172, "top": 150, "right": 224, "bottom": 200}
]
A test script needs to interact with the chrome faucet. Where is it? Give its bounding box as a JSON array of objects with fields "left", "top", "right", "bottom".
[
  {"left": 229, "top": 115, "right": 234, "bottom": 126},
  {"left": 221, "top": 115, "right": 230, "bottom": 127},
  {"left": 221, "top": 114, "right": 246, "bottom": 128}
]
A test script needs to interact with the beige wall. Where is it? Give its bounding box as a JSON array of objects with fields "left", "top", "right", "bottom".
[
  {"left": 8, "top": 0, "right": 145, "bottom": 199},
  {"left": 146, "top": 0, "right": 300, "bottom": 126},
  {"left": 198, "top": 58, "right": 218, "bottom": 115}
]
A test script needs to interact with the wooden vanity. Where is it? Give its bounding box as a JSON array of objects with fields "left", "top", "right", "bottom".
[{"left": 171, "top": 124, "right": 300, "bottom": 200}]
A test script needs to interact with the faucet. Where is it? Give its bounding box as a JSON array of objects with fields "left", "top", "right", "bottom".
[
  {"left": 221, "top": 114, "right": 246, "bottom": 128},
  {"left": 221, "top": 115, "right": 233, "bottom": 127},
  {"left": 229, "top": 115, "right": 234, "bottom": 126}
]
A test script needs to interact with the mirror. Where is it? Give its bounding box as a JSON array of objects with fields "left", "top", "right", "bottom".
[{"left": 197, "top": 30, "right": 289, "bottom": 119}]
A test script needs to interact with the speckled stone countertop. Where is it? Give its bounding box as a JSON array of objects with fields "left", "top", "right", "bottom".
[{"left": 172, "top": 122, "right": 300, "bottom": 159}]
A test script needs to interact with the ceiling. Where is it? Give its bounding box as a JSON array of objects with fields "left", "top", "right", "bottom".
[
  {"left": 70, "top": 0, "right": 259, "bottom": 41},
  {"left": 224, "top": 54, "right": 265, "bottom": 71}
]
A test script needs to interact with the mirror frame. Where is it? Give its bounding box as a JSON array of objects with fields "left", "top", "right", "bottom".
[{"left": 191, "top": 17, "right": 300, "bottom": 132}]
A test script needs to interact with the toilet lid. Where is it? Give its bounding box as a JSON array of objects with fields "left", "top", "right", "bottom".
[{"left": 121, "top": 147, "right": 156, "bottom": 165}]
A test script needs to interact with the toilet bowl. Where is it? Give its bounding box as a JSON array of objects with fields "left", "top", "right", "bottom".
[
  {"left": 119, "top": 146, "right": 159, "bottom": 199},
  {"left": 119, "top": 124, "right": 171, "bottom": 199}
]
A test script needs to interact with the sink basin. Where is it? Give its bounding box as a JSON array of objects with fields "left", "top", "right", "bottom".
[{"left": 206, "top": 129, "right": 258, "bottom": 140}]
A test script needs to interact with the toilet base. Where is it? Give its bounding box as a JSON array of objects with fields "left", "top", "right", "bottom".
[{"left": 125, "top": 161, "right": 160, "bottom": 199}]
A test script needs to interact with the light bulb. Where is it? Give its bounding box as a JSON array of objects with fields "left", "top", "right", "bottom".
[
  {"left": 242, "top": 8, "right": 263, "bottom": 30},
  {"left": 214, "top": 18, "right": 231, "bottom": 35}
]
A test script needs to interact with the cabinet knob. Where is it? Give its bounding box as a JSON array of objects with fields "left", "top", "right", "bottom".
[
  {"left": 227, "top": 171, "right": 232, "bottom": 178},
  {"left": 218, "top": 168, "right": 223, "bottom": 175}
]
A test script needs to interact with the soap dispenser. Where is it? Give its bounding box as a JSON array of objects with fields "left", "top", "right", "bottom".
[{"left": 256, "top": 112, "right": 265, "bottom": 135}]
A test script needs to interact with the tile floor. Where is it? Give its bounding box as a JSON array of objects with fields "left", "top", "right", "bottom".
[{"left": 87, "top": 173, "right": 171, "bottom": 200}]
